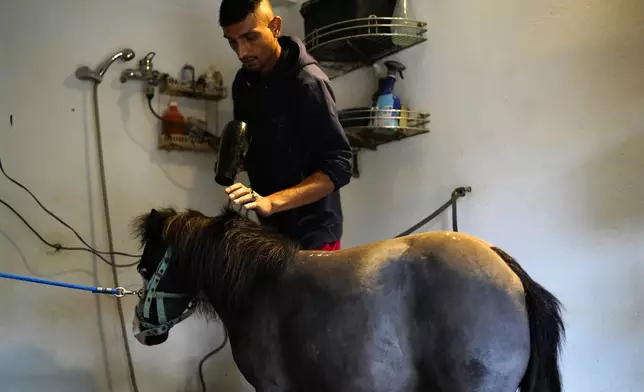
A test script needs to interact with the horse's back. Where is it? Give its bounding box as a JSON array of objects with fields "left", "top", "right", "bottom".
[{"left": 281, "top": 231, "right": 530, "bottom": 391}]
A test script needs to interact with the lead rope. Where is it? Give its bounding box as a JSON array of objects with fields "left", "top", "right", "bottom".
[{"left": 0, "top": 271, "right": 141, "bottom": 297}]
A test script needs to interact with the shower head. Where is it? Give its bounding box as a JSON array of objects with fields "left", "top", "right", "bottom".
[
  {"left": 75, "top": 48, "right": 136, "bottom": 84},
  {"left": 97, "top": 49, "right": 136, "bottom": 78}
]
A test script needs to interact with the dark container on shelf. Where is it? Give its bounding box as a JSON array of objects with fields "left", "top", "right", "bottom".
[{"left": 300, "top": 0, "right": 399, "bottom": 62}]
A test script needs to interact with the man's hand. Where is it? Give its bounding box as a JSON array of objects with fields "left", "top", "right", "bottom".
[
  {"left": 225, "top": 183, "right": 273, "bottom": 217},
  {"left": 225, "top": 171, "right": 335, "bottom": 217}
]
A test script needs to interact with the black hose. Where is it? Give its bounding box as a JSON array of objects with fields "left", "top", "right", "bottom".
[{"left": 395, "top": 186, "right": 472, "bottom": 238}]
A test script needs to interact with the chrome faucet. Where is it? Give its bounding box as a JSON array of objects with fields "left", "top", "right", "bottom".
[
  {"left": 120, "top": 52, "right": 162, "bottom": 84},
  {"left": 75, "top": 49, "right": 136, "bottom": 84}
]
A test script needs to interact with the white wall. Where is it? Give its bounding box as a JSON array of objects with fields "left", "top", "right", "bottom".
[
  {"left": 1, "top": 0, "right": 643, "bottom": 391},
  {"left": 333, "top": 1, "right": 644, "bottom": 391},
  {"left": 0, "top": 0, "right": 252, "bottom": 391}
]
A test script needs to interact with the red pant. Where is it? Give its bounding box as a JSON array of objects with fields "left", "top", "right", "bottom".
[{"left": 314, "top": 240, "right": 341, "bottom": 251}]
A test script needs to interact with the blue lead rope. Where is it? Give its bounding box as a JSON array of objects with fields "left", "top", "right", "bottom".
[{"left": 0, "top": 271, "right": 140, "bottom": 297}]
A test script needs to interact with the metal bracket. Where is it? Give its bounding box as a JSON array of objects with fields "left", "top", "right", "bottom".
[
  {"left": 352, "top": 148, "right": 361, "bottom": 178},
  {"left": 452, "top": 186, "right": 472, "bottom": 198}
]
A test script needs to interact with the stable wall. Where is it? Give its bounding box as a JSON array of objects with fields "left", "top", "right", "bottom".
[{"left": 1, "top": 0, "right": 643, "bottom": 391}]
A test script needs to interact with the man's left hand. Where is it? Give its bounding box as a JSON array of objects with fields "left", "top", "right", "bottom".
[{"left": 225, "top": 183, "right": 273, "bottom": 217}]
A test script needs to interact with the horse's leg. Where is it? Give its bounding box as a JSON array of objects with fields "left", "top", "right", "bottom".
[
  {"left": 416, "top": 312, "right": 529, "bottom": 392},
  {"left": 426, "top": 343, "right": 529, "bottom": 392}
]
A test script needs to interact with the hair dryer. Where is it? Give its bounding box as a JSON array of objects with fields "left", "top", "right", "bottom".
[{"left": 214, "top": 121, "right": 249, "bottom": 187}]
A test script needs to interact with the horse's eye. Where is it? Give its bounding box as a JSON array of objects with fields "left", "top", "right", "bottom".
[{"left": 138, "top": 268, "right": 147, "bottom": 277}]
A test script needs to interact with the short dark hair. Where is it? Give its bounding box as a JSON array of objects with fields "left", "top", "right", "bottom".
[{"left": 219, "top": 0, "right": 268, "bottom": 27}]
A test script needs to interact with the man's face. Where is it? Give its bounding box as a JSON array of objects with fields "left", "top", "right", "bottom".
[{"left": 223, "top": 13, "right": 280, "bottom": 73}]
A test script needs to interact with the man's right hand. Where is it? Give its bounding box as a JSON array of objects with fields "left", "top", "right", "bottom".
[{"left": 225, "top": 183, "right": 274, "bottom": 217}]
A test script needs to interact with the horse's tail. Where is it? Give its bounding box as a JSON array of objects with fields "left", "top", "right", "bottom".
[{"left": 491, "top": 246, "right": 565, "bottom": 392}]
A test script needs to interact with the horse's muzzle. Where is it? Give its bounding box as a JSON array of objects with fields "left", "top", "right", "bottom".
[
  {"left": 140, "top": 333, "right": 169, "bottom": 346},
  {"left": 132, "top": 310, "right": 169, "bottom": 346}
]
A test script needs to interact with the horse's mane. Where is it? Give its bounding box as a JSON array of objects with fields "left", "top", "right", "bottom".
[{"left": 131, "top": 206, "right": 300, "bottom": 307}]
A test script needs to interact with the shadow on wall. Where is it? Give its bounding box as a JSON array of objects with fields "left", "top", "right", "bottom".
[
  {"left": 0, "top": 345, "right": 100, "bottom": 392},
  {"left": 582, "top": 129, "right": 644, "bottom": 231}
]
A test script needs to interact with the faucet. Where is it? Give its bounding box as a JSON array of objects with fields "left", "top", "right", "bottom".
[{"left": 119, "top": 52, "right": 162, "bottom": 84}]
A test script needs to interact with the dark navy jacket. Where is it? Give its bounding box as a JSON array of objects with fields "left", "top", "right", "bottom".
[{"left": 231, "top": 36, "right": 353, "bottom": 250}]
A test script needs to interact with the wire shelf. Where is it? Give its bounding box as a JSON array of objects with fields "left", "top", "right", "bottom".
[
  {"left": 304, "top": 17, "right": 428, "bottom": 79},
  {"left": 159, "top": 79, "right": 228, "bottom": 102},
  {"left": 339, "top": 107, "right": 430, "bottom": 150},
  {"left": 157, "top": 133, "right": 219, "bottom": 153}
]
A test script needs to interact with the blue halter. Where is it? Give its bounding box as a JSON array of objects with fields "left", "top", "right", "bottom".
[{"left": 134, "top": 247, "right": 195, "bottom": 339}]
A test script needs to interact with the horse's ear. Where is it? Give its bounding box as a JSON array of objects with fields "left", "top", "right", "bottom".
[
  {"left": 144, "top": 208, "right": 165, "bottom": 239},
  {"left": 132, "top": 209, "right": 164, "bottom": 244}
]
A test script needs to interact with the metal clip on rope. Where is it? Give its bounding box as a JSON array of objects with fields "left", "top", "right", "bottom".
[{"left": 99, "top": 286, "right": 143, "bottom": 298}]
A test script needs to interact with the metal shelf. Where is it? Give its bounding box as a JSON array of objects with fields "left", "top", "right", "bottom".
[
  {"left": 339, "top": 107, "right": 430, "bottom": 151},
  {"left": 159, "top": 78, "right": 227, "bottom": 102},
  {"left": 154, "top": 74, "right": 224, "bottom": 154},
  {"left": 304, "top": 17, "right": 428, "bottom": 79},
  {"left": 156, "top": 118, "right": 220, "bottom": 154},
  {"left": 157, "top": 132, "right": 219, "bottom": 153}
]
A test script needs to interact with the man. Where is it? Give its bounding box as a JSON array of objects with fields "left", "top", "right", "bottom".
[{"left": 219, "top": 0, "right": 353, "bottom": 251}]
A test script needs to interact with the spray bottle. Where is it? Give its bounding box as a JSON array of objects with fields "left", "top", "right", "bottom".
[{"left": 374, "top": 60, "right": 406, "bottom": 132}]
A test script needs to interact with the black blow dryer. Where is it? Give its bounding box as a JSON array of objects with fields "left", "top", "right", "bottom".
[{"left": 215, "top": 120, "right": 249, "bottom": 187}]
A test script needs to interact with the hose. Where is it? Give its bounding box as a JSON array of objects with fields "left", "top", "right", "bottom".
[
  {"left": 394, "top": 187, "right": 471, "bottom": 237},
  {"left": 91, "top": 83, "right": 139, "bottom": 392}
]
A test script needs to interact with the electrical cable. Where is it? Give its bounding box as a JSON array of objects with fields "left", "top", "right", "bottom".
[
  {"left": 198, "top": 328, "right": 229, "bottom": 392},
  {"left": 0, "top": 157, "right": 139, "bottom": 258},
  {"left": 0, "top": 157, "right": 139, "bottom": 267},
  {"left": 0, "top": 198, "right": 137, "bottom": 267}
]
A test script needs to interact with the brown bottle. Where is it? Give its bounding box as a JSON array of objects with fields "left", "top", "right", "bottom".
[{"left": 162, "top": 101, "right": 185, "bottom": 136}]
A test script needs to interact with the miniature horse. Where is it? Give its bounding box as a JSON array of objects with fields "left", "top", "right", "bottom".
[{"left": 130, "top": 207, "right": 564, "bottom": 392}]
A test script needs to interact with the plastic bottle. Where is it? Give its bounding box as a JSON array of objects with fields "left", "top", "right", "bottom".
[
  {"left": 374, "top": 60, "right": 406, "bottom": 133},
  {"left": 162, "top": 101, "right": 185, "bottom": 136},
  {"left": 392, "top": 0, "right": 416, "bottom": 46}
]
